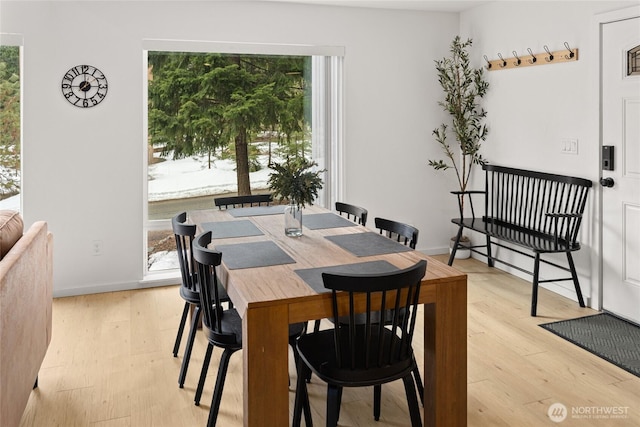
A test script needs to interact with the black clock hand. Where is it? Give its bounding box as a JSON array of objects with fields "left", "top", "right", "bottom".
[{"left": 79, "top": 80, "right": 91, "bottom": 92}]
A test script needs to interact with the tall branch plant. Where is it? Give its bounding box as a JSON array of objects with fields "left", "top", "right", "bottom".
[{"left": 429, "top": 36, "right": 489, "bottom": 212}]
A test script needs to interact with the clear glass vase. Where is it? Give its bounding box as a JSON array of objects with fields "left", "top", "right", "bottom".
[{"left": 284, "top": 203, "right": 303, "bottom": 237}]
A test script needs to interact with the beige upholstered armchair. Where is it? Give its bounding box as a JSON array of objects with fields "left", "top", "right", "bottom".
[{"left": 0, "top": 211, "right": 53, "bottom": 427}]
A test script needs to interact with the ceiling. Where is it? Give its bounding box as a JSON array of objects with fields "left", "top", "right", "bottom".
[
  {"left": 261, "top": 0, "right": 490, "bottom": 12},
  {"left": 28, "top": 0, "right": 488, "bottom": 13}
]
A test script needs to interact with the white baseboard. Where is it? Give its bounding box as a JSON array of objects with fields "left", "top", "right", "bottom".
[
  {"left": 53, "top": 274, "right": 181, "bottom": 298},
  {"left": 418, "top": 246, "right": 449, "bottom": 256}
]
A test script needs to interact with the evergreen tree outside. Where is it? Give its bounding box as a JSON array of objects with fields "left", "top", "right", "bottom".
[
  {"left": 0, "top": 46, "right": 21, "bottom": 202},
  {"left": 148, "top": 52, "right": 311, "bottom": 197}
]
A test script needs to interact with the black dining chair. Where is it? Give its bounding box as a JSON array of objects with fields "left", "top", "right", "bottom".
[
  {"left": 335, "top": 202, "right": 368, "bottom": 226},
  {"left": 191, "top": 231, "right": 311, "bottom": 426},
  {"left": 312, "top": 202, "right": 369, "bottom": 334},
  {"left": 374, "top": 216, "right": 423, "bottom": 403},
  {"left": 375, "top": 217, "right": 419, "bottom": 249},
  {"left": 171, "top": 212, "right": 231, "bottom": 389},
  {"left": 214, "top": 194, "right": 273, "bottom": 209},
  {"left": 292, "top": 260, "right": 427, "bottom": 427}
]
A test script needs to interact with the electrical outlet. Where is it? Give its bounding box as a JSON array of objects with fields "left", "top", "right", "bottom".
[{"left": 92, "top": 240, "right": 103, "bottom": 256}]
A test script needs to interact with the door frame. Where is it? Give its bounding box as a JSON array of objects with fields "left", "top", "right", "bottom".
[{"left": 593, "top": 5, "right": 640, "bottom": 311}]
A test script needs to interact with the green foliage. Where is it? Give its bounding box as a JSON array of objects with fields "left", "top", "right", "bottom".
[
  {"left": 148, "top": 52, "right": 310, "bottom": 195},
  {"left": 429, "top": 36, "right": 489, "bottom": 193},
  {"left": 268, "top": 157, "right": 324, "bottom": 208},
  {"left": 275, "top": 136, "right": 311, "bottom": 159},
  {"left": 0, "top": 46, "right": 21, "bottom": 198}
]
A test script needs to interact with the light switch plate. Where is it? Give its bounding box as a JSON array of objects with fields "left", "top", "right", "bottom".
[{"left": 562, "top": 138, "right": 578, "bottom": 155}]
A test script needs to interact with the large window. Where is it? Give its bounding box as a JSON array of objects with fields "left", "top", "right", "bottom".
[
  {"left": 143, "top": 41, "right": 343, "bottom": 277},
  {"left": 0, "top": 41, "right": 21, "bottom": 212}
]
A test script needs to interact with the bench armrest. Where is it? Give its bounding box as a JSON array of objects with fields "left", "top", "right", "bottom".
[
  {"left": 545, "top": 212, "right": 583, "bottom": 249},
  {"left": 451, "top": 190, "right": 485, "bottom": 220},
  {"left": 450, "top": 190, "right": 486, "bottom": 195}
]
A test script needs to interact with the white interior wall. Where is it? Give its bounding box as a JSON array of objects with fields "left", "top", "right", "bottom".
[
  {"left": 460, "top": 1, "right": 638, "bottom": 310},
  {"left": 0, "top": 1, "right": 459, "bottom": 296}
]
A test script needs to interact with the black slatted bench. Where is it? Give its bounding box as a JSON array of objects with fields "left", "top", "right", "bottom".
[{"left": 448, "top": 164, "right": 593, "bottom": 316}]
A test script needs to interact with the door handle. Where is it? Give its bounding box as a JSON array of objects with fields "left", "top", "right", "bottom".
[{"left": 600, "top": 177, "right": 615, "bottom": 188}]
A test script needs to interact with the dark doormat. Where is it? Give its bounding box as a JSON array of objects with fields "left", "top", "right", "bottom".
[{"left": 540, "top": 313, "right": 640, "bottom": 378}]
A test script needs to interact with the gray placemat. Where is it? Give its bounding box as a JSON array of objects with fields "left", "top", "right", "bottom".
[
  {"left": 201, "top": 220, "right": 264, "bottom": 239},
  {"left": 325, "top": 232, "right": 413, "bottom": 257},
  {"left": 215, "top": 240, "right": 295, "bottom": 270},
  {"left": 295, "top": 260, "right": 399, "bottom": 293},
  {"left": 228, "top": 205, "right": 286, "bottom": 217},
  {"left": 303, "top": 213, "right": 357, "bottom": 230}
]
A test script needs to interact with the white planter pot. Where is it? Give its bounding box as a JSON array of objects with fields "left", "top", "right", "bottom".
[{"left": 449, "top": 237, "right": 471, "bottom": 259}]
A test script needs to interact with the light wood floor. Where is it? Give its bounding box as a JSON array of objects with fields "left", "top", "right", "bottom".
[{"left": 20, "top": 256, "right": 640, "bottom": 426}]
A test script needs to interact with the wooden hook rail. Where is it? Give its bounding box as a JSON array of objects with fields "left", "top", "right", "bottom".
[{"left": 485, "top": 44, "right": 578, "bottom": 71}]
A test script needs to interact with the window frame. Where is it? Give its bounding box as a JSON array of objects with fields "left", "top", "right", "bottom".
[
  {"left": 141, "top": 40, "right": 344, "bottom": 279},
  {"left": 628, "top": 45, "right": 640, "bottom": 76},
  {"left": 0, "top": 33, "right": 24, "bottom": 213}
]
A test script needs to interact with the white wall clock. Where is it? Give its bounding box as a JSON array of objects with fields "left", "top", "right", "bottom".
[{"left": 61, "top": 65, "right": 108, "bottom": 108}]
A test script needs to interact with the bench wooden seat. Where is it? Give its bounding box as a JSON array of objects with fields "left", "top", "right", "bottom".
[
  {"left": 448, "top": 164, "right": 592, "bottom": 316},
  {"left": 455, "top": 217, "right": 582, "bottom": 253}
]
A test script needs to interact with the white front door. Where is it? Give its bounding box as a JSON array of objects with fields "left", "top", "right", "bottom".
[{"left": 601, "top": 16, "right": 640, "bottom": 324}]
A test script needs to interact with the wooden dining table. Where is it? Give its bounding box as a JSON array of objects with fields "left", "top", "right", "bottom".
[{"left": 189, "top": 205, "right": 467, "bottom": 427}]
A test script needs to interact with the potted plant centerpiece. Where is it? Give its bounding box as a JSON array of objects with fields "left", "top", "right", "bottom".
[
  {"left": 268, "top": 157, "right": 324, "bottom": 237},
  {"left": 429, "top": 36, "right": 489, "bottom": 259}
]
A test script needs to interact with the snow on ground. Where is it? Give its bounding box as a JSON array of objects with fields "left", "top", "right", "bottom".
[
  {"left": 148, "top": 249, "right": 180, "bottom": 271},
  {"left": 148, "top": 152, "right": 273, "bottom": 202}
]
